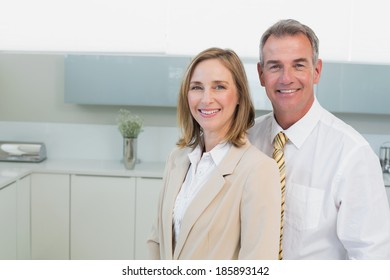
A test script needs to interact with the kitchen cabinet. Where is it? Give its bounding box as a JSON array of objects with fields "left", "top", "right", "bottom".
[
  {"left": 135, "top": 177, "right": 163, "bottom": 259},
  {"left": 63, "top": 54, "right": 273, "bottom": 111},
  {"left": 70, "top": 175, "right": 136, "bottom": 260},
  {"left": 31, "top": 173, "right": 70, "bottom": 260},
  {"left": 64, "top": 54, "right": 191, "bottom": 107},
  {"left": 0, "top": 175, "right": 31, "bottom": 260},
  {"left": 0, "top": 159, "right": 165, "bottom": 260},
  {"left": 0, "top": 182, "right": 17, "bottom": 260},
  {"left": 243, "top": 58, "right": 273, "bottom": 111},
  {"left": 316, "top": 62, "right": 390, "bottom": 115},
  {"left": 16, "top": 175, "right": 31, "bottom": 259}
]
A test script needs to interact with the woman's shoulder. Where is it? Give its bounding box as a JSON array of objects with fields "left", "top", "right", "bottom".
[
  {"left": 166, "top": 146, "right": 192, "bottom": 162},
  {"left": 230, "top": 142, "right": 279, "bottom": 181},
  {"left": 246, "top": 144, "right": 275, "bottom": 164},
  {"left": 235, "top": 139, "right": 276, "bottom": 166}
]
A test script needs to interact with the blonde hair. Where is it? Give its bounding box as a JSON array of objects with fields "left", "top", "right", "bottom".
[{"left": 177, "top": 47, "right": 255, "bottom": 148}]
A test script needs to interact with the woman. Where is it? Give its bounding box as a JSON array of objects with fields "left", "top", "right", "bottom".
[{"left": 148, "top": 48, "right": 281, "bottom": 259}]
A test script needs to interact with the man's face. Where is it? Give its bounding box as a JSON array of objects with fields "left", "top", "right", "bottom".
[{"left": 258, "top": 34, "right": 322, "bottom": 129}]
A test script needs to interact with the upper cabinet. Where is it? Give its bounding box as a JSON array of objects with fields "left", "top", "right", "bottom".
[
  {"left": 316, "top": 62, "right": 390, "bottom": 115},
  {"left": 64, "top": 54, "right": 390, "bottom": 115},
  {"left": 64, "top": 54, "right": 191, "bottom": 106},
  {"left": 243, "top": 59, "right": 273, "bottom": 111},
  {"left": 64, "top": 54, "right": 273, "bottom": 110}
]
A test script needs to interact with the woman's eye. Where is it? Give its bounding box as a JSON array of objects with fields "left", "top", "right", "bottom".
[
  {"left": 215, "top": 84, "right": 226, "bottom": 90},
  {"left": 190, "top": 85, "right": 202, "bottom": 90}
]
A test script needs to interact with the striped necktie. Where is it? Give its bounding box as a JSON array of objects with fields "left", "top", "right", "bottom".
[{"left": 273, "top": 132, "right": 288, "bottom": 260}]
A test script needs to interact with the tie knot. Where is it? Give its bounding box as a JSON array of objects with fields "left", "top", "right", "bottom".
[{"left": 274, "top": 132, "right": 288, "bottom": 149}]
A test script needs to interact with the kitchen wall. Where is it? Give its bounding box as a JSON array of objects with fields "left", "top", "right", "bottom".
[
  {"left": 0, "top": 121, "right": 179, "bottom": 162},
  {"left": 1, "top": 53, "right": 390, "bottom": 131},
  {"left": 1, "top": 53, "right": 389, "bottom": 162},
  {"left": 2, "top": 0, "right": 390, "bottom": 63},
  {"left": 1, "top": 0, "right": 390, "bottom": 161},
  {"left": 0, "top": 54, "right": 177, "bottom": 127}
]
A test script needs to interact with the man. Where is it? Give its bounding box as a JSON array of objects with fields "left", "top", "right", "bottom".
[{"left": 248, "top": 19, "right": 390, "bottom": 259}]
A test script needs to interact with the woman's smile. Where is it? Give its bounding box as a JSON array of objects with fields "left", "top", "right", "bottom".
[{"left": 198, "top": 108, "right": 221, "bottom": 117}]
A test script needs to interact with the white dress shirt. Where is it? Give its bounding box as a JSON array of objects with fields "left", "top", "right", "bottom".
[
  {"left": 172, "top": 142, "right": 231, "bottom": 246},
  {"left": 248, "top": 98, "right": 390, "bottom": 259}
]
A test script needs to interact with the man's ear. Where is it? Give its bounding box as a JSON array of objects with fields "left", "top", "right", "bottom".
[
  {"left": 257, "top": 62, "right": 266, "bottom": 86},
  {"left": 313, "top": 59, "right": 322, "bottom": 84}
]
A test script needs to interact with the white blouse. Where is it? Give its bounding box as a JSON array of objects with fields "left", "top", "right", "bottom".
[{"left": 172, "top": 142, "right": 231, "bottom": 246}]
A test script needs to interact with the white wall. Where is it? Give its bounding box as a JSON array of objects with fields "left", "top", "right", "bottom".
[
  {"left": 0, "top": 120, "right": 387, "bottom": 163},
  {"left": 0, "top": 54, "right": 177, "bottom": 127},
  {"left": 0, "top": 121, "right": 179, "bottom": 162},
  {"left": 1, "top": 0, "right": 390, "bottom": 161},
  {"left": 1, "top": 0, "right": 390, "bottom": 63},
  {"left": 1, "top": 53, "right": 390, "bottom": 135}
]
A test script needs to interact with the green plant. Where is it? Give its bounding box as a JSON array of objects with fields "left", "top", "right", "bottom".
[{"left": 117, "top": 109, "right": 143, "bottom": 138}]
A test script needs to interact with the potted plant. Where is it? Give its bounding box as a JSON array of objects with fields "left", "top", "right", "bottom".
[{"left": 117, "top": 109, "right": 143, "bottom": 169}]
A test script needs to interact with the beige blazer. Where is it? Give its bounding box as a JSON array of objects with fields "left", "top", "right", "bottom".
[{"left": 147, "top": 140, "right": 281, "bottom": 259}]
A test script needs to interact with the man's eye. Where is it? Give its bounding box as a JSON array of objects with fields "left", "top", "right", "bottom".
[
  {"left": 269, "top": 65, "right": 281, "bottom": 71},
  {"left": 295, "top": 64, "right": 305, "bottom": 69}
]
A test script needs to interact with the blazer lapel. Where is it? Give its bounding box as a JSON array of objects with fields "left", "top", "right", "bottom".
[
  {"left": 173, "top": 141, "right": 251, "bottom": 259},
  {"left": 162, "top": 148, "right": 191, "bottom": 259}
]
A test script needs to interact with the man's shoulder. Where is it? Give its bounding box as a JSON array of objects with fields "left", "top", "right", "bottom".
[
  {"left": 320, "top": 109, "right": 369, "bottom": 146},
  {"left": 247, "top": 112, "right": 273, "bottom": 145},
  {"left": 252, "top": 112, "right": 273, "bottom": 130}
]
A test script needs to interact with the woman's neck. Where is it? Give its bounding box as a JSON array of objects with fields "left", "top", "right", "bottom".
[{"left": 203, "top": 134, "right": 224, "bottom": 153}]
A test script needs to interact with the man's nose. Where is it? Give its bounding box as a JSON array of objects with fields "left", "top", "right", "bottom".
[{"left": 280, "top": 67, "right": 293, "bottom": 84}]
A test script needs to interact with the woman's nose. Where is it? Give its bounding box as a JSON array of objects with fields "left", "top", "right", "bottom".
[{"left": 201, "top": 88, "right": 213, "bottom": 103}]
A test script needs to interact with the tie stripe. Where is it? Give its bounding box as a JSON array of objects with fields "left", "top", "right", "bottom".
[{"left": 273, "top": 132, "right": 288, "bottom": 260}]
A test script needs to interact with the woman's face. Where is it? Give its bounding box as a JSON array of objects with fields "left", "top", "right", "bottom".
[{"left": 188, "top": 58, "right": 239, "bottom": 141}]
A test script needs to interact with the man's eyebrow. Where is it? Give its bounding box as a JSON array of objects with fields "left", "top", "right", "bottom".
[
  {"left": 265, "top": 60, "right": 280, "bottom": 65},
  {"left": 265, "top": 58, "right": 309, "bottom": 65},
  {"left": 293, "top": 58, "right": 309, "bottom": 63}
]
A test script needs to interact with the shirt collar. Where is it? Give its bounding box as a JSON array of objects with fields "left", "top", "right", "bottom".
[
  {"left": 188, "top": 141, "right": 232, "bottom": 166},
  {"left": 271, "top": 98, "right": 323, "bottom": 149}
]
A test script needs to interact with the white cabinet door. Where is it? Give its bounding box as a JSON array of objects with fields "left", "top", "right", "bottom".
[
  {"left": 31, "top": 173, "right": 70, "bottom": 260},
  {"left": 135, "top": 177, "right": 163, "bottom": 260},
  {"left": 16, "top": 175, "right": 31, "bottom": 259},
  {"left": 70, "top": 175, "right": 136, "bottom": 260},
  {"left": 0, "top": 182, "right": 17, "bottom": 259}
]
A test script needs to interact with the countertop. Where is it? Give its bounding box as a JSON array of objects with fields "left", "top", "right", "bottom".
[
  {"left": 0, "top": 158, "right": 165, "bottom": 188},
  {"left": 1, "top": 158, "right": 389, "bottom": 192}
]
